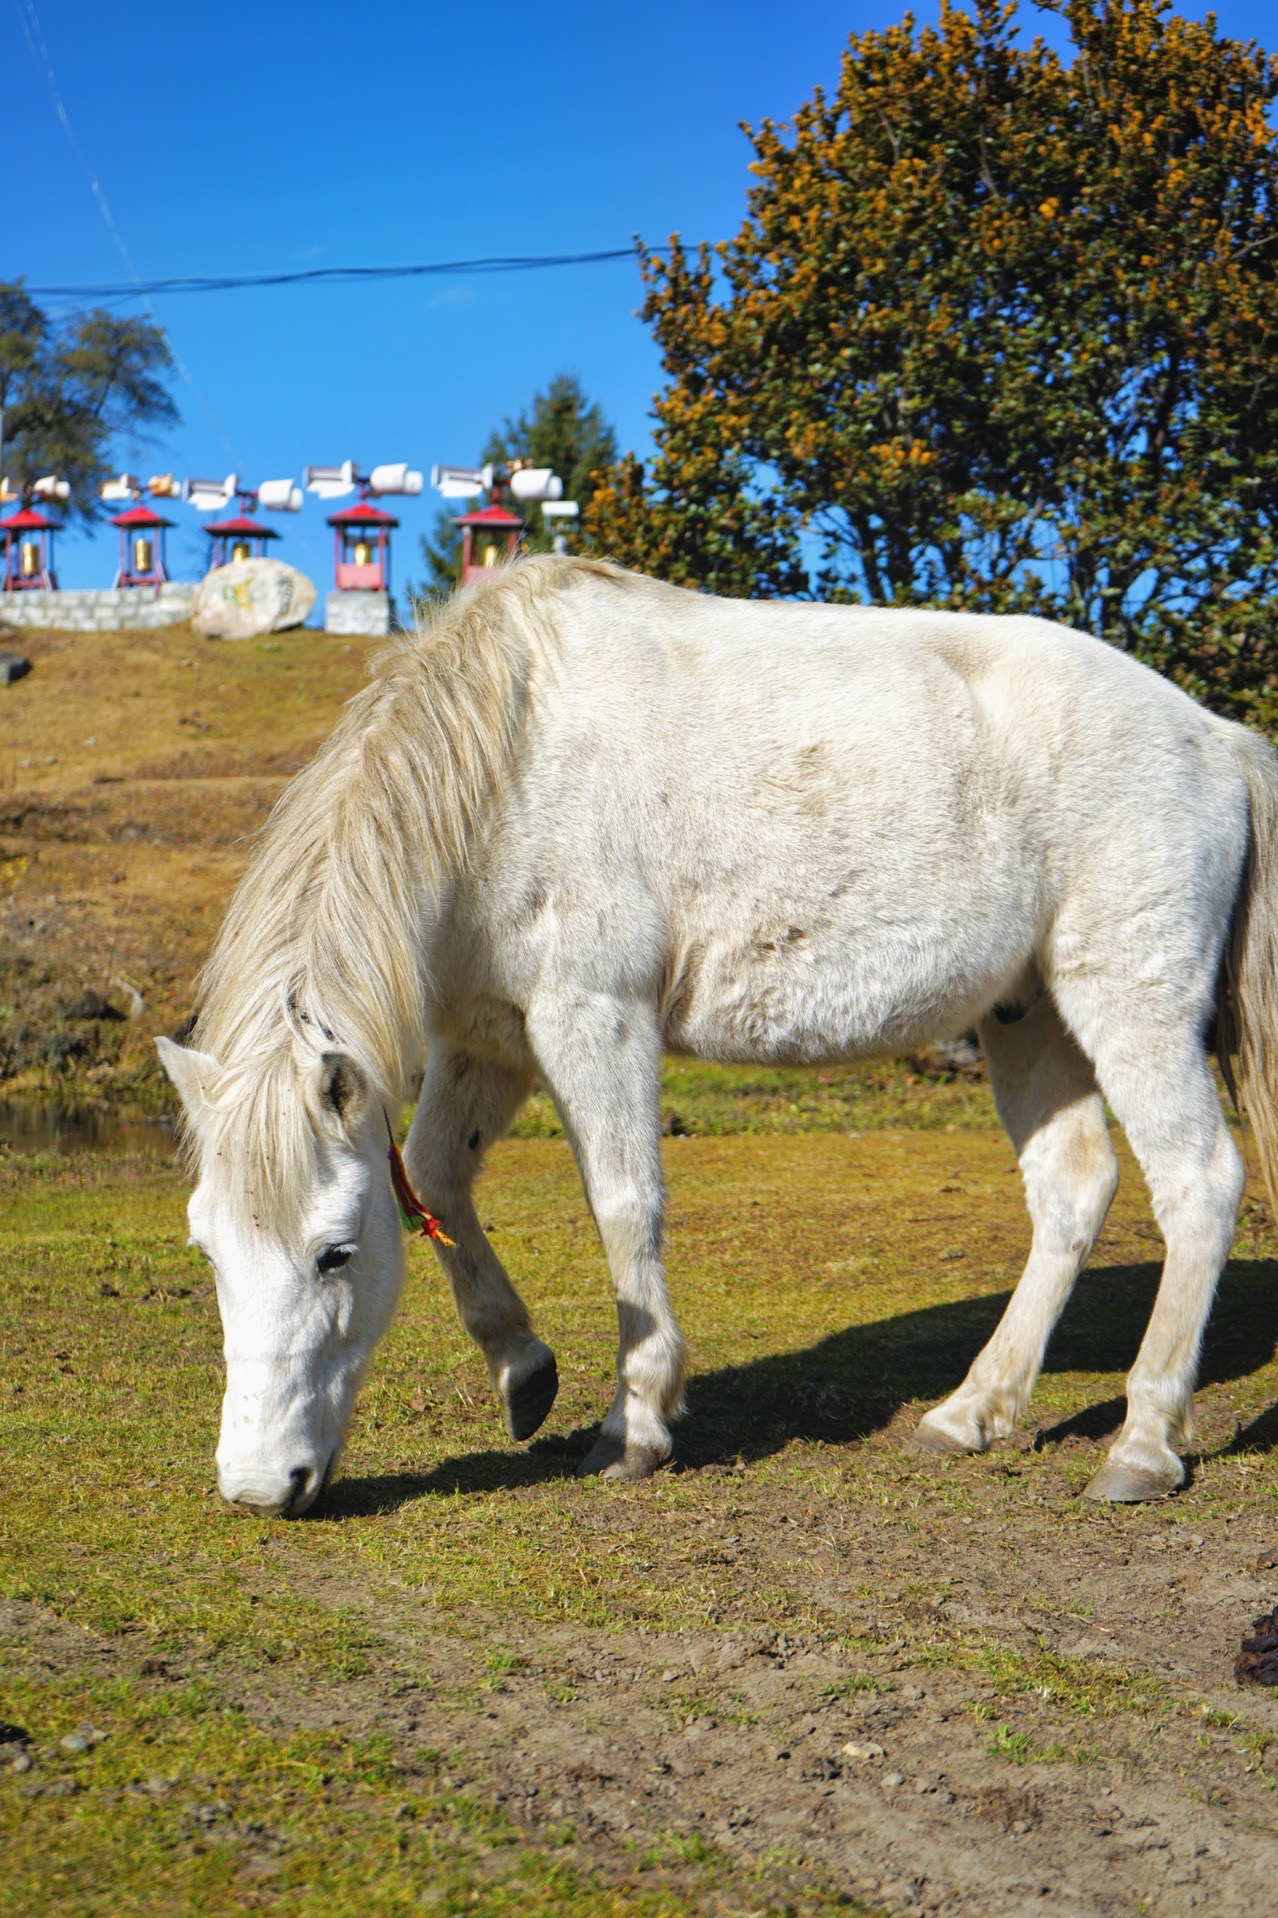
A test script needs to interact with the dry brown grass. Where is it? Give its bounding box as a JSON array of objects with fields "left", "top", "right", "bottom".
[{"left": 0, "top": 622, "right": 371, "bottom": 1094}]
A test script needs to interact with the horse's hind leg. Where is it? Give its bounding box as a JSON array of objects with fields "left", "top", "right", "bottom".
[
  {"left": 913, "top": 995, "right": 1118, "bottom": 1455},
  {"left": 405, "top": 1039, "right": 558, "bottom": 1443},
  {"left": 1055, "top": 999, "right": 1244, "bottom": 1502},
  {"left": 525, "top": 989, "right": 686, "bottom": 1481}
]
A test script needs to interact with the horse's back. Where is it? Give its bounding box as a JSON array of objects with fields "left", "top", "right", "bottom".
[{"left": 458, "top": 565, "right": 1251, "bottom": 1062}]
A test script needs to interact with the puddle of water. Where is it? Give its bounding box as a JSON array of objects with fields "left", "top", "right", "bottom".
[{"left": 0, "top": 1101, "right": 178, "bottom": 1156}]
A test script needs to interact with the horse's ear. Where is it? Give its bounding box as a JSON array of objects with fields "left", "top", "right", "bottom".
[
  {"left": 317, "top": 1051, "right": 369, "bottom": 1126},
  {"left": 156, "top": 1036, "right": 220, "bottom": 1121}
]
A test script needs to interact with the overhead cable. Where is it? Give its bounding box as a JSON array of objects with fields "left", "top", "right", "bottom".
[{"left": 20, "top": 247, "right": 667, "bottom": 301}]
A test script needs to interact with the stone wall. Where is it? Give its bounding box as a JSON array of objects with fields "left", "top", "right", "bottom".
[
  {"left": 325, "top": 590, "right": 391, "bottom": 637},
  {"left": 0, "top": 584, "right": 197, "bottom": 633}
]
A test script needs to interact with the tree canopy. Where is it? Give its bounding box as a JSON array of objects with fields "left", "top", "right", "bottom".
[
  {"left": 0, "top": 284, "right": 178, "bottom": 524},
  {"left": 586, "top": 0, "right": 1278, "bottom": 719},
  {"left": 415, "top": 374, "right": 617, "bottom": 600}
]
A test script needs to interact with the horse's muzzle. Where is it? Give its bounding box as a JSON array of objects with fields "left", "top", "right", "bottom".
[{"left": 220, "top": 1459, "right": 326, "bottom": 1519}]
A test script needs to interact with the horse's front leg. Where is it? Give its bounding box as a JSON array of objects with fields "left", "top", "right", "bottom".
[
  {"left": 405, "top": 1039, "right": 558, "bottom": 1442},
  {"left": 526, "top": 990, "right": 687, "bottom": 1481}
]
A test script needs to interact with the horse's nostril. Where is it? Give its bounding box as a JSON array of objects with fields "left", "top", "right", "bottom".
[{"left": 282, "top": 1464, "right": 321, "bottom": 1518}]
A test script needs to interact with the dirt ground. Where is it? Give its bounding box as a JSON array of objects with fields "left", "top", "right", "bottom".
[{"left": 9, "top": 1489, "right": 1278, "bottom": 1917}]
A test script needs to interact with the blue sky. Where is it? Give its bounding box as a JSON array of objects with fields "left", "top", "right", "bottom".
[{"left": 8, "top": 0, "right": 1275, "bottom": 590}]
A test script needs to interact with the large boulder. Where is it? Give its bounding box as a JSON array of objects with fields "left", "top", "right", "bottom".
[{"left": 191, "top": 559, "right": 316, "bottom": 639}]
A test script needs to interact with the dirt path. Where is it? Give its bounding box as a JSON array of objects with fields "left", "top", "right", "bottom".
[{"left": 7, "top": 1454, "right": 1277, "bottom": 1917}]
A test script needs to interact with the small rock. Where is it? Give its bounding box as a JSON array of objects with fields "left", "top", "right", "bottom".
[
  {"left": 238, "top": 1858, "right": 281, "bottom": 1885},
  {"left": 883, "top": 1771, "right": 905, "bottom": 1789},
  {"left": 1235, "top": 1605, "right": 1278, "bottom": 1686},
  {"left": 0, "top": 652, "right": 31, "bottom": 686},
  {"left": 60, "top": 1733, "right": 90, "bottom": 1754},
  {"left": 880, "top": 1881, "right": 921, "bottom": 1911},
  {"left": 65, "top": 990, "right": 125, "bottom": 1023},
  {"left": 842, "top": 1740, "right": 886, "bottom": 1763},
  {"left": 11, "top": 1753, "right": 32, "bottom": 1774}
]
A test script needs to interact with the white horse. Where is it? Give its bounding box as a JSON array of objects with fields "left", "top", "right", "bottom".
[{"left": 159, "top": 558, "right": 1278, "bottom": 1518}]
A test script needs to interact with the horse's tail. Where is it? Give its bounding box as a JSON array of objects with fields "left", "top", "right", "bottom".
[{"left": 1218, "top": 725, "right": 1278, "bottom": 1214}]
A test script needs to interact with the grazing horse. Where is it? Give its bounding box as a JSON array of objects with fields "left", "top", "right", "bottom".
[{"left": 159, "top": 557, "right": 1278, "bottom": 1517}]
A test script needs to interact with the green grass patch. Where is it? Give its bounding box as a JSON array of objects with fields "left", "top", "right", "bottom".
[
  {"left": 509, "top": 1054, "right": 996, "bottom": 1140},
  {"left": 0, "top": 1668, "right": 755, "bottom": 1917},
  {"left": 3, "top": 1104, "right": 1277, "bottom": 1910}
]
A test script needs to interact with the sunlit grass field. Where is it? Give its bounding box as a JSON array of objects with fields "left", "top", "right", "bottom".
[{"left": 3, "top": 1076, "right": 1277, "bottom": 1913}]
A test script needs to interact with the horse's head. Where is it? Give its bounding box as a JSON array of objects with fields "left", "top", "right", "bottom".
[{"left": 157, "top": 1036, "right": 405, "bottom": 1517}]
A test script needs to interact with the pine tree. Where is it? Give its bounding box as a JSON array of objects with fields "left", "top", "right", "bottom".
[{"left": 412, "top": 374, "right": 617, "bottom": 602}]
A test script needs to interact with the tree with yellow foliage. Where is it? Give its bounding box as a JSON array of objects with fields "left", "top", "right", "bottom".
[{"left": 587, "top": 1, "right": 1278, "bottom": 718}]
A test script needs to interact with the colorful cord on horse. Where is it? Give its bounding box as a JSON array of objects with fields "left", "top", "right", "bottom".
[{"left": 385, "top": 1114, "right": 455, "bottom": 1245}]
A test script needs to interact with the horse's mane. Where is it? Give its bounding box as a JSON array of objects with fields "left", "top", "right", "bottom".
[{"left": 187, "top": 556, "right": 598, "bottom": 1219}]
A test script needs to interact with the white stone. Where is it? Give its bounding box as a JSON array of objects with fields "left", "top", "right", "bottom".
[
  {"left": 191, "top": 560, "right": 316, "bottom": 640},
  {"left": 325, "top": 590, "right": 391, "bottom": 637}
]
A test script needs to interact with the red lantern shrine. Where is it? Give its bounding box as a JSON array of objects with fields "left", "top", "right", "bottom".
[
  {"left": 203, "top": 512, "right": 280, "bottom": 570},
  {"left": 108, "top": 501, "right": 173, "bottom": 587},
  {"left": 455, "top": 499, "right": 524, "bottom": 583},
  {"left": 327, "top": 499, "right": 398, "bottom": 592},
  {"left": 0, "top": 504, "right": 59, "bottom": 590}
]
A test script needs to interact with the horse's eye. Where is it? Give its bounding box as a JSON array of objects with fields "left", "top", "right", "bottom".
[{"left": 316, "top": 1244, "right": 354, "bottom": 1275}]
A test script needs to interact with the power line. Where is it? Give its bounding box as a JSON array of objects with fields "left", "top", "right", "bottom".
[{"left": 21, "top": 248, "right": 663, "bottom": 301}]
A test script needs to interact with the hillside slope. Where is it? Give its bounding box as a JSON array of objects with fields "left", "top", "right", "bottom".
[{"left": 0, "top": 622, "right": 370, "bottom": 1099}]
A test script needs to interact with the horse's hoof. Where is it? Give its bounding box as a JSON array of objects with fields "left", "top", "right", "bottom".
[
  {"left": 908, "top": 1416, "right": 974, "bottom": 1456},
  {"left": 1083, "top": 1459, "right": 1178, "bottom": 1503},
  {"left": 503, "top": 1352, "right": 559, "bottom": 1442},
  {"left": 576, "top": 1435, "right": 666, "bottom": 1481}
]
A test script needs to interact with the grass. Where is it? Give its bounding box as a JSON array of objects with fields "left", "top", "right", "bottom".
[
  {"left": 12, "top": 1120, "right": 1275, "bottom": 1655},
  {"left": 511, "top": 1055, "right": 995, "bottom": 1141},
  {"left": 3, "top": 1111, "right": 1278, "bottom": 1909},
  {"left": 2, "top": 1665, "right": 745, "bottom": 1917}
]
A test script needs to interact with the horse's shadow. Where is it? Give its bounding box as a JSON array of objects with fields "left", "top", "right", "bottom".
[{"left": 320, "top": 1258, "right": 1278, "bottom": 1518}]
